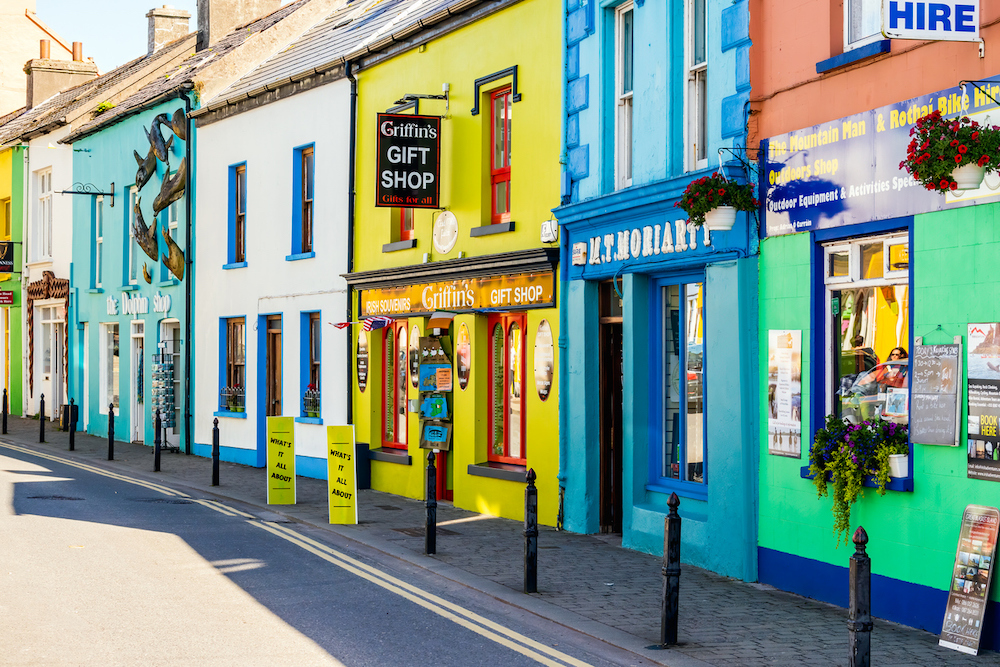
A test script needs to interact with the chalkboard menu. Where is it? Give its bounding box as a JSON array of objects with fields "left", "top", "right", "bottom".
[
  {"left": 940, "top": 505, "right": 1000, "bottom": 655},
  {"left": 910, "top": 336, "right": 962, "bottom": 446}
]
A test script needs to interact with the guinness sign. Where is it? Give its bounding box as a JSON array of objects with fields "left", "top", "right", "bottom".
[{"left": 0, "top": 241, "right": 14, "bottom": 273}]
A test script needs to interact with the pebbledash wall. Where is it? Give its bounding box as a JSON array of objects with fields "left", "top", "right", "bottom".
[
  {"left": 69, "top": 98, "right": 190, "bottom": 452},
  {"left": 0, "top": 146, "right": 24, "bottom": 416},
  {"left": 191, "top": 78, "right": 350, "bottom": 473},
  {"left": 757, "top": 74, "right": 1000, "bottom": 644},
  {"left": 555, "top": 0, "right": 758, "bottom": 580}
]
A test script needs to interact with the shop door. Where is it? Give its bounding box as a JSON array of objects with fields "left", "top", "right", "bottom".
[
  {"left": 40, "top": 305, "right": 65, "bottom": 417},
  {"left": 131, "top": 321, "right": 144, "bottom": 443},
  {"left": 161, "top": 321, "right": 181, "bottom": 448},
  {"left": 599, "top": 282, "right": 623, "bottom": 533},
  {"left": 266, "top": 316, "right": 282, "bottom": 416}
]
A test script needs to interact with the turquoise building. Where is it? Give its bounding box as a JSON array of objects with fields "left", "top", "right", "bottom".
[{"left": 554, "top": 0, "right": 759, "bottom": 580}]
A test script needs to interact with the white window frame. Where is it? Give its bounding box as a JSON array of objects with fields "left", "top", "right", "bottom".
[
  {"left": 128, "top": 187, "right": 138, "bottom": 285},
  {"left": 35, "top": 169, "right": 53, "bottom": 261},
  {"left": 95, "top": 196, "right": 104, "bottom": 288},
  {"left": 686, "top": 0, "right": 708, "bottom": 171},
  {"left": 844, "top": 0, "right": 882, "bottom": 51},
  {"left": 162, "top": 201, "right": 179, "bottom": 281},
  {"left": 99, "top": 322, "right": 119, "bottom": 414},
  {"left": 615, "top": 1, "right": 634, "bottom": 190}
]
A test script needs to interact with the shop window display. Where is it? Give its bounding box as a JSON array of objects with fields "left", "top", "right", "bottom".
[
  {"left": 488, "top": 313, "right": 526, "bottom": 464},
  {"left": 382, "top": 321, "right": 408, "bottom": 449}
]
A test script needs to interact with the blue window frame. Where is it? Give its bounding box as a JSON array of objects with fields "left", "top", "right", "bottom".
[
  {"left": 649, "top": 275, "right": 706, "bottom": 497},
  {"left": 290, "top": 144, "right": 315, "bottom": 259},
  {"left": 299, "top": 311, "right": 321, "bottom": 421},
  {"left": 225, "top": 162, "right": 247, "bottom": 268}
]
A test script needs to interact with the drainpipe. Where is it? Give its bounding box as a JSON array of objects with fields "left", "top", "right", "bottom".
[
  {"left": 20, "top": 144, "right": 28, "bottom": 417},
  {"left": 182, "top": 86, "right": 193, "bottom": 455},
  {"left": 345, "top": 60, "right": 357, "bottom": 427},
  {"left": 554, "top": 7, "right": 571, "bottom": 531}
]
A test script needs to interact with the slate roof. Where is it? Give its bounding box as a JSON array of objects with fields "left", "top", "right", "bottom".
[
  {"left": 62, "top": 0, "right": 318, "bottom": 143},
  {"left": 0, "top": 33, "right": 196, "bottom": 146},
  {"left": 205, "top": 0, "right": 487, "bottom": 109}
]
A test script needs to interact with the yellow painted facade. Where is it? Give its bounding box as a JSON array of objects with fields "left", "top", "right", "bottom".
[{"left": 351, "top": 0, "right": 562, "bottom": 525}]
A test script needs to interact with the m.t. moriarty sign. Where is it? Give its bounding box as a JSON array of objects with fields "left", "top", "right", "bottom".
[{"left": 376, "top": 113, "right": 441, "bottom": 209}]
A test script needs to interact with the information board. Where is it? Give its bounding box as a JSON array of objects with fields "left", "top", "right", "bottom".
[
  {"left": 266, "top": 416, "right": 296, "bottom": 504},
  {"left": 968, "top": 324, "right": 1000, "bottom": 480},
  {"left": 940, "top": 505, "right": 1000, "bottom": 655},
  {"left": 326, "top": 425, "right": 357, "bottom": 524},
  {"left": 909, "top": 336, "right": 962, "bottom": 446}
]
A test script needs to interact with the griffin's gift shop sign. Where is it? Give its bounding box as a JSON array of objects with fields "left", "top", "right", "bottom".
[
  {"left": 376, "top": 113, "right": 441, "bottom": 209},
  {"left": 361, "top": 272, "right": 555, "bottom": 317}
]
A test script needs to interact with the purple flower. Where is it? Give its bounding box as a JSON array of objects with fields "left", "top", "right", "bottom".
[
  {"left": 851, "top": 455, "right": 858, "bottom": 464},
  {"left": 849, "top": 442, "right": 854, "bottom": 448}
]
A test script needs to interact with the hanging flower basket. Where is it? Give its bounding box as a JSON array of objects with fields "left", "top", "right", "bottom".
[
  {"left": 704, "top": 205, "right": 737, "bottom": 231},
  {"left": 900, "top": 110, "right": 1000, "bottom": 193},
  {"left": 675, "top": 172, "right": 757, "bottom": 227}
]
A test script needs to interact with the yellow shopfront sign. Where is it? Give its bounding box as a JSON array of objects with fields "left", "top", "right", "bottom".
[{"left": 361, "top": 272, "right": 555, "bottom": 317}]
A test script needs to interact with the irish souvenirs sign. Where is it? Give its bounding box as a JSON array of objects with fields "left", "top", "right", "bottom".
[
  {"left": 940, "top": 505, "right": 999, "bottom": 655},
  {"left": 266, "top": 416, "right": 295, "bottom": 504},
  {"left": 327, "top": 425, "right": 357, "bottom": 524}
]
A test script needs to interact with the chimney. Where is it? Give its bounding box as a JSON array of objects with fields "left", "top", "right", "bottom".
[
  {"left": 24, "top": 40, "right": 99, "bottom": 109},
  {"left": 197, "top": 0, "right": 280, "bottom": 51},
  {"left": 147, "top": 5, "right": 192, "bottom": 55}
]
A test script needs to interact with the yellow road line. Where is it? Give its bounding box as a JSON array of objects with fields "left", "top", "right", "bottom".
[
  {"left": 189, "top": 498, "right": 237, "bottom": 516},
  {"left": 251, "top": 521, "right": 590, "bottom": 667}
]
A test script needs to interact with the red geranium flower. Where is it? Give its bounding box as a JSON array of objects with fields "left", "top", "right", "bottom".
[
  {"left": 959, "top": 145, "right": 968, "bottom": 154},
  {"left": 950, "top": 182, "right": 958, "bottom": 191}
]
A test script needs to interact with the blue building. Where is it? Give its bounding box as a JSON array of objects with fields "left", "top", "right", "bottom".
[{"left": 554, "top": 0, "right": 758, "bottom": 580}]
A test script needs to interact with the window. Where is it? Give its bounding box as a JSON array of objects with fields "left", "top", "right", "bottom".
[
  {"left": 309, "top": 312, "right": 321, "bottom": 388},
  {"left": 160, "top": 201, "right": 178, "bottom": 281},
  {"left": 127, "top": 187, "right": 138, "bottom": 284},
  {"left": 2, "top": 197, "right": 10, "bottom": 238},
  {"left": 398, "top": 207, "right": 414, "bottom": 241},
  {"left": 615, "top": 2, "right": 634, "bottom": 189},
  {"left": 382, "top": 320, "right": 408, "bottom": 449},
  {"left": 488, "top": 313, "right": 526, "bottom": 464},
  {"left": 687, "top": 0, "right": 707, "bottom": 170},
  {"left": 94, "top": 196, "right": 103, "bottom": 288},
  {"left": 845, "top": 0, "right": 881, "bottom": 50},
  {"left": 225, "top": 317, "right": 246, "bottom": 389},
  {"left": 300, "top": 146, "right": 314, "bottom": 253},
  {"left": 229, "top": 163, "right": 247, "bottom": 265},
  {"left": 490, "top": 88, "right": 512, "bottom": 223},
  {"left": 657, "top": 281, "right": 705, "bottom": 486},
  {"left": 100, "top": 323, "right": 119, "bottom": 412},
  {"left": 35, "top": 169, "right": 52, "bottom": 260},
  {"left": 824, "top": 235, "right": 910, "bottom": 427},
  {"left": 301, "top": 311, "right": 321, "bottom": 417}
]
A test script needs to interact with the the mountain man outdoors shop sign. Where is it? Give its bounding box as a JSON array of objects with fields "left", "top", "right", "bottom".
[{"left": 376, "top": 113, "right": 441, "bottom": 209}]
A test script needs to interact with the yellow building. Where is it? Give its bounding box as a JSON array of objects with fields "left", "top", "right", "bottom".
[{"left": 346, "top": 0, "right": 561, "bottom": 525}]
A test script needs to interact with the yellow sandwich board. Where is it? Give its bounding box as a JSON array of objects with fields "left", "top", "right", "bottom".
[
  {"left": 327, "top": 425, "right": 357, "bottom": 524},
  {"left": 266, "top": 416, "right": 295, "bottom": 504}
]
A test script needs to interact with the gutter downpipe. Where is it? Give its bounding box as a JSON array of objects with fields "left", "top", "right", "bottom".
[
  {"left": 182, "top": 86, "right": 193, "bottom": 455},
  {"left": 555, "top": 13, "right": 569, "bottom": 531},
  {"left": 21, "top": 143, "right": 28, "bottom": 417},
  {"left": 345, "top": 59, "right": 357, "bottom": 427}
]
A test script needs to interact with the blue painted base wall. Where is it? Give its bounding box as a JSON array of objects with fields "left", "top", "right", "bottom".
[
  {"left": 759, "top": 547, "right": 1000, "bottom": 650},
  {"left": 189, "top": 442, "right": 328, "bottom": 481}
]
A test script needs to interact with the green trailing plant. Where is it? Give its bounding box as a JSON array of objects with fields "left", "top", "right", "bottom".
[
  {"left": 674, "top": 172, "right": 758, "bottom": 226},
  {"left": 92, "top": 100, "right": 115, "bottom": 117},
  {"left": 809, "top": 414, "right": 909, "bottom": 545},
  {"left": 900, "top": 110, "right": 1000, "bottom": 191}
]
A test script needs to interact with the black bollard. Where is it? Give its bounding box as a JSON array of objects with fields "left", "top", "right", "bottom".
[
  {"left": 425, "top": 451, "right": 437, "bottom": 555},
  {"left": 153, "top": 410, "right": 162, "bottom": 472},
  {"left": 68, "top": 398, "right": 75, "bottom": 451},
  {"left": 212, "top": 418, "right": 220, "bottom": 486},
  {"left": 38, "top": 393, "right": 45, "bottom": 443},
  {"left": 848, "top": 526, "right": 872, "bottom": 667},
  {"left": 524, "top": 468, "right": 538, "bottom": 593},
  {"left": 3, "top": 387, "right": 8, "bottom": 435},
  {"left": 108, "top": 404, "right": 115, "bottom": 461},
  {"left": 660, "top": 492, "right": 682, "bottom": 646}
]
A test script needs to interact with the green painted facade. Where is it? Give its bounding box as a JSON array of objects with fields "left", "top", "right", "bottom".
[{"left": 0, "top": 146, "right": 24, "bottom": 416}]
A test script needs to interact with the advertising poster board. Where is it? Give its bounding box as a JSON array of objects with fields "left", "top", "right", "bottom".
[
  {"left": 910, "top": 336, "right": 962, "bottom": 446},
  {"left": 357, "top": 331, "right": 368, "bottom": 393},
  {"left": 266, "top": 416, "right": 295, "bottom": 504},
  {"left": 375, "top": 113, "right": 441, "bottom": 209},
  {"left": 534, "top": 320, "right": 554, "bottom": 401},
  {"left": 457, "top": 323, "right": 471, "bottom": 390},
  {"left": 968, "top": 324, "right": 1000, "bottom": 480},
  {"left": 767, "top": 330, "right": 802, "bottom": 458},
  {"left": 326, "top": 425, "right": 357, "bottom": 524},
  {"left": 940, "top": 505, "right": 1000, "bottom": 655}
]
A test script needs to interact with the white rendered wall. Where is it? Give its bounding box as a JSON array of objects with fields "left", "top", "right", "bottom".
[{"left": 194, "top": 79, "right": 350, "bottom": 466}]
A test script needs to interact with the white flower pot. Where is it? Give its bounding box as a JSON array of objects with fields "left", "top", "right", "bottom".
[
  {"left": 889, "top": 453, "right": 909, "bottom": 478},
  {"left": 704, "top": 205, "right": 737, "bottom": 231},
  {"left": 952, "top": 163, "right": 986, "bottom": 191}
]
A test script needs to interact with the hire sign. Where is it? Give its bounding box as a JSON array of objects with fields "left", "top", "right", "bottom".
[
  {"left": 376, "top": 113, "right": 441, "bottom": 209},
  {"left": 882, "top": 1, "right": 979, "bottom": 42}
]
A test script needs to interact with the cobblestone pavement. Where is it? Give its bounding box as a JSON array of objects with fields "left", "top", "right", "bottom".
[{"left": 5, "top": 416, "right": 1000, "bottom": 666}]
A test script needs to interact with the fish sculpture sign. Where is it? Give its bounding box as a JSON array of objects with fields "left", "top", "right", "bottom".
[{"left": 376, "top": 113, "right": 441, "bottom": 209}]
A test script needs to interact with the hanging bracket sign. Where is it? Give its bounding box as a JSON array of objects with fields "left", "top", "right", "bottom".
[{"left": 376, "top": 113, "right": 441, "bottom": 209}]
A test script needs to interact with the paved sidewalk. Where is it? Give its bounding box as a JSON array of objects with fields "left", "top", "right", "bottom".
[{"left": 4, "top": 416, "right": 999, "bottom": 666}]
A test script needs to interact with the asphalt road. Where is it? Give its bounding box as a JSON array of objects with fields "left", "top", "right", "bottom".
[{"left": 0, "top": 444, "right": 653, "bottom": 666}]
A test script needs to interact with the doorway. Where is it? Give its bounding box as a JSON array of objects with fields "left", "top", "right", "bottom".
[
  {"left": 266, "top": 315, "right": 282, "bottom": 416},
  {"left": 160, "top": 321, "right": 181, "bottom": 448},
  {"left": 39, "top": 304, "right": 65, "bottom": 418},
  {"left": 599, "top": 281, "right": 623, "bottom": 533},
  {"left": 130, "top": 320, "right": 144, "bottom": 443}
]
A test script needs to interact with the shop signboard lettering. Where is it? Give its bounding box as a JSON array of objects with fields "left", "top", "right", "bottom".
[
  {"left": 0, "top": 290, "right": 14, "bottom": 306},
  {"left": 967, "top": 323, "right": 1000, "bottom": 480},
  {"left": 266, "top": 416, "right": 296, "bottom": 504},
  {"left": 326, "top": 425, "right": 357, "bottom": 525},
  {"left": 357, "top": 331, "right": 369, "bottom": 393},
  {"left": 360, "top": 272, "right": 555, "bottom": 317},
  {"left": 767, "top": 330, "right": 802, "bottom": 458},
  {"left": 376, "top": 113, "right": 441, "bottom": 209},
  {"left": 764, "top": 73, "right": 1000, "bottom": 236},
  {"left": 0, "top": 241, "right": 13, "bottom": 273},
  {"left": 910, "top": 336, "right": 962, "bottom": 446},
  {"left": 939, "top": 504, "right": 999, "bottom": 655},
  {"left": 882, "top": 0, "right": 979, "bottom": 42}
]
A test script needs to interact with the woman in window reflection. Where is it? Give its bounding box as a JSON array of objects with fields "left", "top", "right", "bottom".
[{"left": 860, "top": 347, "right": 908, "bottom": 388}]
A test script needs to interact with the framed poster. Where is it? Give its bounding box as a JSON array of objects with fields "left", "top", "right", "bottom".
[
  {"left": 767, "top": 330, "right": 802, "bottom": 458},
  {"left": 457, "top": 323, "right": 471, "bottom": 390},
  {"left": 940, "top": 505, "right": 1000, "bottom": 655},
  {"left": 357, "top": 331, "right": 369, "bottom": 393},
  {"left": 968, "top": 324, "right": 1000, "bottom": 480},
  {"left": 534, "top": 320, "right": 554, "bottom": 401}
]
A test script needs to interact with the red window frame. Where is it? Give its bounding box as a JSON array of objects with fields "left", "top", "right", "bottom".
[
  {"left": 399, "top": 208, "right": 414, "bottom": 241},
  {"left": 490, "top": 87, "right": 512, "bottom": 224},
  {"left": 381, "top": 320, "right": 408, "bottom": 450},
  {"left": 487, "top": 312, "right": 526, "bottom": 464}
]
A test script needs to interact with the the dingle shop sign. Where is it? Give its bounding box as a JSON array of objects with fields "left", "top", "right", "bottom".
[
  {"left": 361, "top": 272, "right": 555, "bottom": 317},
  {"left": 376, "top": 113, "right": 441, "bottom": 209}
]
